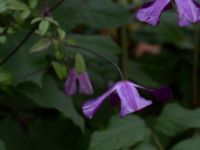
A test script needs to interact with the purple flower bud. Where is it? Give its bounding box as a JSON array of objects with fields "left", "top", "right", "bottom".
[
  {"left": 65, "top": 69, "right": 93, "bottom": 95},
  {"left": 82, "top": 80, "right": 172, "bottom": 119}
]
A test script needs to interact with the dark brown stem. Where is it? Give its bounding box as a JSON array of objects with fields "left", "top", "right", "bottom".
[{"left": 0, "top": 0, "right": 65, "bottom": 65}]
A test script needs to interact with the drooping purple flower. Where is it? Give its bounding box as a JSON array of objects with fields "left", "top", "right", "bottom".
[
  {"left": 175, "top": 0, "right": 200, "bottom": 26},
  {"left": 136, "top": 0, "right": 200, "bottom": 26},
  {"left": 82, "top": 80, "right": 172, "bottom": 119},
  {"left": 65, "top": 69, "right": 93, "bottom": 95},
  {"left": 136, "top": 0, "right": 171, "bottom": 25}
]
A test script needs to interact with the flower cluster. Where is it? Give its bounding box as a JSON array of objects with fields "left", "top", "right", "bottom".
[
  {"left": 136, "top": 0, "right": 200, "bottom": 26},
  {"left": 65, "top": 68, "right": 172, "bottom": 119}
]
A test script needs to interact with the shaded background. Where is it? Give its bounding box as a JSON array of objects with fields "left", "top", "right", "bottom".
[{"left": 0, "top": 0, "right": 200, "bottom": 150}]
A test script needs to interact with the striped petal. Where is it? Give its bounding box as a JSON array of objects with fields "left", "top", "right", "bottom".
[
  {"left": 64, "top": 69, "right": 78, "bottom": 95},
  {"left": 175, "top": 0, "right": 200, "bottom": 26},
  {"left": 78, "top": 71, "right": 93, "bottom": 95},
  {"left": 116, "top": 81, "right": 152, "bottom": 116},
  {"left": 82, "top": 86, "right": 116, "bottom": 119},
  {"left": 136, "top": 0, "right": 171, "bottom": 25}
]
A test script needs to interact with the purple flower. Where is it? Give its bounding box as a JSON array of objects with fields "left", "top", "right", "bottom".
[
  {"left": 65, "top": 69, "right": 93, "bottom": 95},
  {"left": 136, "top": 0, "right": 171, "bottom": 25},
  {"left": 82, "top": 80, "right": 172, "bottom": 119},
  {"left": 175, "top": 0, "right": 200, "bottom": 26},
  {"left": 136, "top": 0, "right": 200, "bottom": 26}
]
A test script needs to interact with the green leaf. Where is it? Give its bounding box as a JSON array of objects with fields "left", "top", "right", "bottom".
[
  {"left": 171, "top": 136, "right": 200, "bottom": 150},
  {"left": 127, "top": 61, "right": 159, "bottom": 88},
  {"left": 39, "top": 20, "right": 49, "bottom": 36},
  {"left": 31, "top": 17, "right": 42, "bottom": 24},
  {"left": 89, "top": 115, "right": 150, "bottom": 150},
  {"left": 19, "top": 76, "right": 84, "bottom": 131},
  {"left": 134, "top": 143, "right": 157, "bottom": 150},
  {"left": 0, "top": 139, "right": 6, "bottom": 150},
  {"left": 66, "top": 34, "right": 121, "bottom": 60},
  {"left": 57, "top": 28, "right": 66, "bottom": 40},
  {"left": 79, "top": 1, "right": 130, "bottom": 29},
  {"left": 30, "top": 38, "right": 52, "bottom": 53},
  {"left": 0, "top": 0, "right": 7, "bottom": 13},
  {"left": 51, "top": 61, "right": 67, "bottom": 79},
  {"left": 0, "top": 36, "right": 7, "bottom": 44},
  {"left": 155, "top": 103, "right": 200, "bottom": 137},
  {"left": 29, "top": 0, "right": 37, "bottom": 8},
  {"left": 75, "top": 53, "right": 86, "bottom": 73},
  {"left": 0, "top": 68, "right": 14, "bottom": 85},
  {"left": 19, "top": 9, "right": 31, "bottom": 20}
]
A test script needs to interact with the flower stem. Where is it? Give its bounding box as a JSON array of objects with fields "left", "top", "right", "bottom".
[
  {"left": 193, "top": 25, "right": 199, "bottom": 106},
  {"left": 66, "top": 44, "right": 124, "bottom": 80}
]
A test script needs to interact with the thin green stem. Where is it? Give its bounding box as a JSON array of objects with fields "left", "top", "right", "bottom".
[
  {"left": 66, "top": 44, "right": 124, "bottom": 80},
  {"left": 193, "top": 25, "right": 199, "bottom": 106}
]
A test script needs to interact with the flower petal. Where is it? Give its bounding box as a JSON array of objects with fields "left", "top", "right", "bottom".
[
  {"left": 136, "top": 0, "right": 171, "bottom": 25},
  {"left": 147, "top": 86, "right": 173, "bottom": 101},
  {"left": 64, "top": 69, "right": 78, "bottom": 95},
  {"left": 116, "top": 81, "right": 152, "bottom": 116},
  {"left": 78, "top": 71, "right": 93, "bottom": 95},
  {"left": 82, "top": 86, "right": 116, "bottom": 119},
  {"left": 175, "top": 0, "right": 200, "bottom": 26},
  {"left": 130, "top": 82, "right": 172, "bottom": 101}
]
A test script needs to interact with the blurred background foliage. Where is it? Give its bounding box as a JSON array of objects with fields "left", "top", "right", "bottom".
[{"left": 0, "top": 0, "right": 200, "bottom": 150}]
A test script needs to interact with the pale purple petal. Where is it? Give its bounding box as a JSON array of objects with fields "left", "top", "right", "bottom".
[
  {"left": 136, "top": 0, "right": 171, "bottom": 25},
  {"left": 78, "top": 71, "right": 93, "bottom": 95},
  {"left": 116, "top": 81, "right": 152, "bottom": 116},
  {"left": 175, "top": 0, "right": 200, "bottom": 26},
  {"left": 82, "top": 86, "right": 116, "bottom": 119},
  {"left": 65, "top": 69, "right": 78, "bottom": 95}
]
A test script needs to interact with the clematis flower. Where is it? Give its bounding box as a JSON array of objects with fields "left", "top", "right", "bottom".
[
  {"left": 65, "top": 69, "right": 93, "bottom": 95},
  {"left": 136, "top": 0, "right": 200, "bottom": 26},
  {"left": 175, "top": 0, "right": 200, "bottom": 26},
  {"left": 82, "top": 80, "right": 172, "bottom": 119}
]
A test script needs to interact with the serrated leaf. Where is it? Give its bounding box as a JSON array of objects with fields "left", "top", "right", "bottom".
[
  {"left": 39, "top": 20, "right": 49, "bottom": 36},
  {"left": 171, "top": 136, "right": 200, "bottom": 150},
  {"left": 19, "top": 76, "right": 84, "bottom": 131},
  {"left": 89, "top": 115, "right": 150, "bottom": 150},
  {"left": 29, "top": 0, "right": 37, "bottom": 8},
  {"left": 51, "top": 61, "right": 67, "bottom": 79},
  {"left": 155, "top": 103, "right": 200, "bottom": 137},
  {"left": 75, "top": 53, "right": 86, "bottom": 73},
  {"left": 30, "top": 38, "right": 52, "bottom": 53}
]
